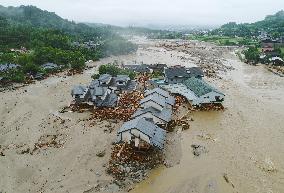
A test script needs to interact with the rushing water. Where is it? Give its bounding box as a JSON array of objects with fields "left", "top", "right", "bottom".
[{"left": 131, "top": 56, "right": 284, "bottom": 193}]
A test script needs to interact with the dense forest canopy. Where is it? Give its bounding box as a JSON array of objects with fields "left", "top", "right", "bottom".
[
  {"left": 212, "top": 10, "right": 284, "bottom": 38},
  {"left": 0, "top": 5, "right": 138, "bottom": 83}
]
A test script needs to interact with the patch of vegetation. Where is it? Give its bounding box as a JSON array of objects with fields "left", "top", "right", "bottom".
[
  {"left": 189, "top": 35, "right": 258, "bottom": 46},
  {"left": 0, "top": 5, "right": 138, "bottom": 83},
  {"left": 92, "top": 64, "right": 136, "bottom": 79},
  {"left": 243, "top": 47, "right": 261, "bottom": 64}
]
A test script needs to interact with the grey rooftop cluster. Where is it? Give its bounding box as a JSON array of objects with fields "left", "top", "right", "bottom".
[{"left": 117, "top": 88, "right": 175, "bottom": 150}]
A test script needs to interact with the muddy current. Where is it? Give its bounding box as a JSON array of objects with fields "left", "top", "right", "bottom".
[
  {"left": 0, "top": 39, "right": 283, "bottom": 193},
  {"left": 130, "top": 42, "right": 284, "bottom": 193}
]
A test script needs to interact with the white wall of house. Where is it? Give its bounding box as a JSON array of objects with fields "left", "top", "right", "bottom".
[
  {"left": 119, "top": 128, "right": 151, "bottom": 145},
  {"left": 141, "top": 101, "right": 163, "bottom": 111},
  {"left": 192, "top": 91, "right": 224, "bottom": 105}
]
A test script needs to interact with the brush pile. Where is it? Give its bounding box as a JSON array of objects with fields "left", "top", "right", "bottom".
[
  {"left": 107, "top": 144, "right": 163, "bottom": 183},
  {"left": 173, "top": 95, "right": 187, "bottom": 110},
  {"left": 195, "top": 103, "right": 225, "bottom": 111},
  {"left": 91, "top": 91, "right": 144, "bottom": 121}
]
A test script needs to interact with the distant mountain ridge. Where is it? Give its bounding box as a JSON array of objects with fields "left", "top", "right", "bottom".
[{"left": 213, "top": 10, "right": 284, "bottom": 38}]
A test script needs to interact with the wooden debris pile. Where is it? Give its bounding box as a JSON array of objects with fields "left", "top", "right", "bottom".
[
  {"left": 70, "top": 103, "right": 94, "bottom": 112},
  {"left": 167, "top": 119, "right": 190, "bottom": 132},
  {"left": 107, "top": 144, "right": 163, "bottom": 182},
  {"left": 137, "top": 75, "right": 150, "bottom": 84},
  {"left": 194, "top": 103, "right": 225, "bottom": 111},
  {"left": 173, "top": 95, "right": 187, "bottom": 110},
  {"left": 31, "top": 134, "right": 66, "bottom": 154},
  {"left": 67, "top": 69, "right": 83, "bottom": 76},
  {"left": 91, "top": 91, "right": 144, "bottom": 121}
]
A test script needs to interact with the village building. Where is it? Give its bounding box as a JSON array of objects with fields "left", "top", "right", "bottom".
[
  {"left": 0, "top": 63, "right": 20, "bottom": 72},
  {"left": 147, "top": 63, "right": 167, "bottom": 73},
  {"left": 98, "top": 74, "right": 113, "bottom": 86},
  {"left": 71, "top": 85, "right": 89, "bottom": 103},
  {"left": 131, "top": 107, "right": 172, "bottom": 127},
  {"left": 123, "top": 64, "right": 152, "bottom": 74},
  {"left": 164, "top": 66, "right": 204, "bottom": 84},
  {"left": 164, "top": 66, "right": 190, "bottom": 84},
  {"left": 144, "top": 88, "right": 175, "bottom": 106},
  {"left": 183, "top": 78, "right": 225, "bottom": 106},
  {"left": 116, "top": 118, "right": 166, "bottom": 150},
  {"left": 41, "top": 63, "right": 59, "bottom": 70},
  {"left": 140, "top": 93, "right": 168, "bottom": 111},
  {"left": 188, "top": 67, "right": 204, "bottom": 79},
  {"left": 269, "top": 57, "right": 284, "bottom": 66}
]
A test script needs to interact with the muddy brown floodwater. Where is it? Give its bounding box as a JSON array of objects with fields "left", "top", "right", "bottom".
[
  {"left": 131, "top": 49, "right": 284, "bottom": 193},
  {"left": 0, "top": 39, "right": 283, "bottom": 193}
]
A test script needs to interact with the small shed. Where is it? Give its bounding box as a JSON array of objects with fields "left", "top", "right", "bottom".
[{"left": 117, "top": 118, "right": 166, "bottom": 150}]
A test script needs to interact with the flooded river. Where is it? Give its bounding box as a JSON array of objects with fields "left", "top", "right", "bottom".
[{"left": 131, "top": 54, "right": 284, "bottom": 193}]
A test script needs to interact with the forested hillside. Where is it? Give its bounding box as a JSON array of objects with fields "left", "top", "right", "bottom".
[
  {"left": 212, "top": 10, "right": 284, "bottom": 38},
  {"left": 0, "top": 5, "right": 137, "bottom": 83}
]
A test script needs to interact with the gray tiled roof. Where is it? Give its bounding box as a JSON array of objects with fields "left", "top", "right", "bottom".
[
  {"left": 183, "top": 77, "right": 224, "bottom": 97},
  {"left": 41, "top": 63, "right": 58, "bottom": 70},
  {"left": 0, "top": 64, "right": 20, "bottom": 72},
  {"left": 140, "top": 93, "right": 166, "bottom": 108},
  {"left": 117, "top": 118, "right": 166, "bottom": 149},
  {"left": 89, "top": 80, "right": 100, "bottom": 88},
  {"left": 99, "top": 74, "right": 112, "bottom": 83},
  {"left": 132, "top": 107, "right": 172, "bottom": 122},
  {"left": 145, "top": 88, "right": 170, "bottom": 98},
  {"left": 71, "top": 85, "right": 87, "bottom": 95},
  {"left": 124, "top": 64, "right": 151, "bottom": 73},
  {"left": 145, "top": 88, "right": 175, "bottom": 106},
  {"left": 90, "top": 86, "right": 107, "bottom": 96},
  {"left": 164, "top": 67, "right": 190, "bottom": 79},
  {"left": 97, "top": 93, "right": 118, "bottom": 107},
  {"left": 188, "top": 67, "right": 204, "bottom": 77},
  {"left": 115, "top": 75, "right": 130, "bottom": 82}
]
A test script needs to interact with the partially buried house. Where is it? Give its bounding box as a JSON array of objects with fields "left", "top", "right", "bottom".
[
  {"left": 164, "top": 66, "right": 204, "bottom": 84},
  {"left": 135, "top": 88, "right": 174, "bottom": 127},
  {"left": 71, "top": 74, "right": 136, "bottom": 107},
  {"left": 117, "top": 118, "right": 166, "bottom": 150},
  {"left": 183, "top": 77, "right": 225, "bottom": 106}
]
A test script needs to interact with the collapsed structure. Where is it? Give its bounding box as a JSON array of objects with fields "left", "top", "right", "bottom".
[
  {"left": 71, "top": 74, "right": 136, "bottom": 107},
  {"left": 116, "top": 88, "right": 175, "bottom": 150}
]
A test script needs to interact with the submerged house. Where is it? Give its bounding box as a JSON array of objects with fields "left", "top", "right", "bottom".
[
  {"left": 41, "top": 63, "right": 59, "bottom": 70},
  {"left": 164, "top": 66, "right": 204, "bottom": 84},
  {"left": 0, "top": 63, "right": 20, "bottom": 72},
  {"left": 71, "top": 85, "right": 89, "bottom": 103},
  {"left": 98, "top": 74, "right": 112, "bottom": 86},
  {"left": 140, "top": 93, "right": 168, "bottom": 111},
  {"left": 71, "top": 74, "right": 136, "bottom": 107},
  {"left": 188, "top": 67, "right": 204, "bottom": 79},
  {"left": 131, "top": 107, "right": 172, "bottom": 127},
  {"left": 164, "top": 66, "right": 190, "bottom": 84},
  {"left": 145, "top": 88, "right": 175, "bottom": 106},
  {"left": 183, "top": 78, "right": 225, "bottom": 106},
  {"left": 117, "top": 118, "right": 166, "bottom": 150},
  {"left": 123, "top": 64, "right": 152, "bottom": 74},
  {"left": 269, "top": 57, "right": 284, "bottom": 66}
]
